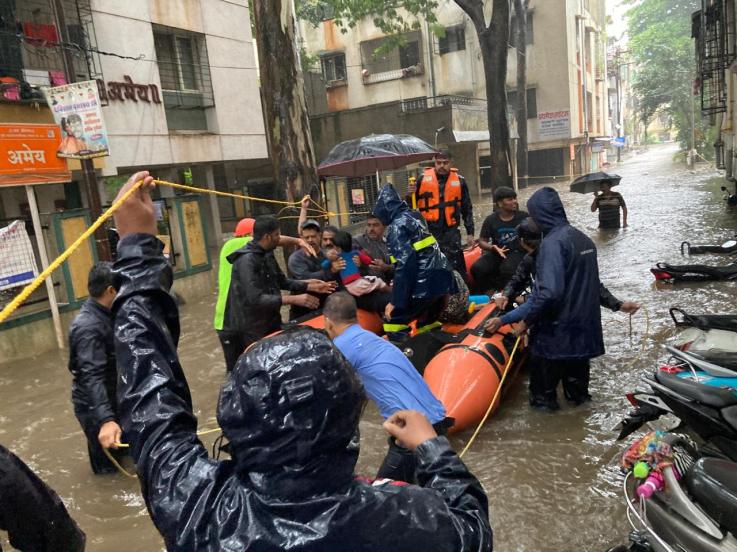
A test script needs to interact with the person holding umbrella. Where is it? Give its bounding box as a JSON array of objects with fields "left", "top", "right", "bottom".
[
  {"left": 591, "top": 180, "right": 628, "bottom": 229},
  {"left": 415, "top": 149, "right": 475, "bottom": 279}
]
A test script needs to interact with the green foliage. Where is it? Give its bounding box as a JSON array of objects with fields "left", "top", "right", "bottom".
[
  {"left": 300, "top": 46, "right": 320, "bottom": 74},
  {"left": 624, "top": 0, "right": 700, "bottom": 151},
  {"left": 295, "top": 0, "right": 439, "bottom": 35}
]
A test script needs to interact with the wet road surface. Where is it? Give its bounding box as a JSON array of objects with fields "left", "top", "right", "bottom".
[{"left": 1, "top": 143, "right": 736, "bottom": 551}]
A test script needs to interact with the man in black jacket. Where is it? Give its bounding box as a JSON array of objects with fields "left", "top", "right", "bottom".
[
  {"left": 224, "top": 215, "right": 335, "bottom": 352},
  {"left": 68, "top": 262, "right": 125, "bottom": 474},
  {"left": 110, "top": 172, "right": 493, "bottom": 551}
]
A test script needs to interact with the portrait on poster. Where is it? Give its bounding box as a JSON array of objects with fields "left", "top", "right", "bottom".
[{"left": 44, "top": 80, "right": 110, "bottom": 159}]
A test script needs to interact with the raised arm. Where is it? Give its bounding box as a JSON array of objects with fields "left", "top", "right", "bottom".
[{"left": 112, "top": 173, "right": 218, "bottom": 548}]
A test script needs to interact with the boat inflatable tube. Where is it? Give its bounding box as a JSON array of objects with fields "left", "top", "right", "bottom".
[
  {"left": 650, "top": 261, "right": 737, "bottom": 282},
  {"left": 295, "top": 309, "right": 384, "bottom": 335},
  {"left": 464, "top": 244, "right": 482, "bottom": 286},
  {"left": 422, "top": 302, "right": 525, "bottom": 434}
]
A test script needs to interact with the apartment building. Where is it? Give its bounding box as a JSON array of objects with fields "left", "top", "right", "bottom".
[
  {"left": 299, "top": 0, "right": 610, "bottom": 204},
  {"left": 0, "top": 0, "right": 267, "bottom": 360}
]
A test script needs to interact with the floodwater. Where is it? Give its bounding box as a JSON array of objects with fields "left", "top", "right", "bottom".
[{"left": 1, "top": 143, "right": 736, "bottom": 551}]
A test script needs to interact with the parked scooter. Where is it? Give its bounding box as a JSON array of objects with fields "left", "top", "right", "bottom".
[
  {"left": 681, "top": 236, "right": 737, "bottom": 255},
  {"left": 616, "top": 345, "right": 737, "bottom": 461},
  {"left": 606, "top": 432, "right": 737, "bottom": 552}
]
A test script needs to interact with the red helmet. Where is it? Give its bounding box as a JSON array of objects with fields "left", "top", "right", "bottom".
[{"left": 235, "top": 218, "right": 255, "bottom": 237}]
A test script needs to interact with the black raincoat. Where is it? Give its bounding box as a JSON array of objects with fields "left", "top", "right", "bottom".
[
  {"left": 372, "top": 185, "right": 456, "bottom": 310},
  {"left": 0, "top": 444, "right": 85, "bottom": 551},
  {"left": 523, "top": 187, "right": 608, "bottom": 360},
  {"left": 68, "top": 298, "right": 117, "bottom": 429},
  {"left": 113, "top": 233, "right": 491, "bottom": 552},
  {"left": 223, "top": 240, "right": 308, "bottom": 341}
]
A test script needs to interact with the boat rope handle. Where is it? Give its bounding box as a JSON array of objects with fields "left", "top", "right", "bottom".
[{"left": 459, "top": 335, "right": 521, "bottom": 459}]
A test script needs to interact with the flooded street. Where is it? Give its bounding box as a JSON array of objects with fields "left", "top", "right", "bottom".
[{"left": 1, "top": 143, "right": 736, "bottom": 551}]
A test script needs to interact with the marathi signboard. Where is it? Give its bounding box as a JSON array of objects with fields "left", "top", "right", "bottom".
[
  {"left": 0, "top": 220, "right": 39, "bottom": 291},
  {"left": 44, "top": 80, "right": 110, "bottom": 159},
  {"left": 538, "top": 110, "right": 571, "bottom": 140},
  {"left": 0, "top": 124, "right": 71, "bottom": 186}
]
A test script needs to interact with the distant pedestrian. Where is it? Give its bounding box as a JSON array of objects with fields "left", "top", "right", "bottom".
[
  {"left": 591, "top": 180, "right": 627, "bottom": 228},
  {"left": 416, "top": 149, "right": 474, "bottom": 279},
  {"left": 68, "top": 262, "right": 125, "bottom": 474},
  {"left": 324, "top": 292, "right": 452, "bottom": 483}
]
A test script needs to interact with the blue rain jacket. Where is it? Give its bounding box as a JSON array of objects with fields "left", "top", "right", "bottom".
[
  {"left": 112, "top": 233, "right": 491, "bottom": 552},
  {"left": 372, "top": 185, "right": 456, "bottom": 309},
  {"left": 521, "top": 187, "right": 607, "bottom": 360}
]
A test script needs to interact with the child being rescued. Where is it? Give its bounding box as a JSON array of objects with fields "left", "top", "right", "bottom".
[{"left": 323, "top": 230, "right": 392, "bottom": 314}]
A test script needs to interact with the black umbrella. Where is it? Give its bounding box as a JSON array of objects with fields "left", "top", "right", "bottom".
[
  {"left": 317, "top": 134, "right": 437, "bottom": 177},
  {"left": 569, "top": 171, "right": 622, "bottom": 194}
]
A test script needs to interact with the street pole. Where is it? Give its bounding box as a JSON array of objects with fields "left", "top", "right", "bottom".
[
  {"left": 81, "top": 158, "right": 111, "bottom": 261},
  {"left": 25, "top": 185, "right": 65, "bottom": 350}
]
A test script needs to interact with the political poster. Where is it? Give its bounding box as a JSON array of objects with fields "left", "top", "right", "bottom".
[
  {"left": 0, "top": 220, "right": 39, "bottom": 291},
  {"left": 44, "top": 80, "right": 110, "bottom": 159},
  {"left": 538, "top": 110, "right": 571, "bottom": 140}
]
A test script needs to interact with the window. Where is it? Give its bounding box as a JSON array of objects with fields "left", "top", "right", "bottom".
[
  {"left": 153, "top": 25, "right": 214, "bottom": 130},
  {"left": 360, "top": 31, "right": 423, "bottom": 84},
  {"left": 509, "top": 11, "right": 534, "bottom": 47},
  {"left": 321, "top": 53, "right": 346, "bottom": 83},
  {"left": 506, "top": 88, "right": 538, "bottom": 118},
  {"left": 439, "top": 25, "right": 465, "bottom": 54}
]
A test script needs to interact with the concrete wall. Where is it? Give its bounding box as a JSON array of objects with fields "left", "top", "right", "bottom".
[{"left": 91, "top": 0, "right": 267, "bottom": 175}]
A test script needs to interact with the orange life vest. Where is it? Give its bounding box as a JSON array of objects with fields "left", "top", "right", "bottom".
[{"left": 417, "top": 168, "right": 462, "bottom": 227}]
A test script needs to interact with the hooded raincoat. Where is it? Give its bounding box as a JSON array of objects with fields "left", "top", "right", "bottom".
[
  {"left": 372, "top": 185, "right": 456, "bottom": 310},
  {"left": 112, "top": 233, "right": 492, "bottom": 552},
  {"left": 522, "top": 187, "right": 607, "bottom": 360},
  {"left": 0, "top": 444, "right": 85, "bottom": 551}
]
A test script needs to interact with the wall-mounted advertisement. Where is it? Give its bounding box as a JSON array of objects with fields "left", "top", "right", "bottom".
[
  {"left": 44, "top": 80, "right": 110, "bottom": 159},
  {"left": 538, "top": 110, "right": 571, "bottom": 140}
]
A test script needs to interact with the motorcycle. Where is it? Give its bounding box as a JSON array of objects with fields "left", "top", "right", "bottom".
[{"left": 606, "top": 432, "right": 737, "bottom": 552}]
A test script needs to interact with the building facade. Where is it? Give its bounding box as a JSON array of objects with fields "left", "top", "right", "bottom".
[
  {"left": 0, "top": 0, "right": 268, "bottom": 361},
  {"left": 299, "top": 0, "right": 610, "bottom": 208}
]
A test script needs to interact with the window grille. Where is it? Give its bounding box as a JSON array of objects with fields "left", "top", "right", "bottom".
[
  {"left": 320, "top": 53, "right": 346, "bottom": 83},
  {"left": 506, "top": 88, "right": 538, "bottom": 118},
  {"left": 438, "top": 25, "right": 465, "bottom": 54},
  {"left": 360, "top": 31, "right": 423, "bottom": 84},
  {"left": 153, "top": 24, "right": 214, "bottom": 109}
]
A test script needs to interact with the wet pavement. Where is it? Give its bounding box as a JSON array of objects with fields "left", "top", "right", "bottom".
[{"left": 1, "top": 143, "right": 736, "bottom": 551}]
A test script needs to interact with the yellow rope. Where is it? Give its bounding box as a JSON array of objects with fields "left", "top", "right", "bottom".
[
  {"left": 459, "top": 335, "right": 521, "bottom": 458},
  {"left": 0, "top": 180, "right": 145, "bottom": 324},
  {"left": 105, "top": 425, "right": 223, "bottom": 478},
  {"left": 154, "top": 180, "right": 301, "bottom": 208}
]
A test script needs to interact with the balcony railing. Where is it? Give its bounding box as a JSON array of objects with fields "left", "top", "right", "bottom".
[{"left": 400, "top": 94, "right": 486, "bottom": 113}]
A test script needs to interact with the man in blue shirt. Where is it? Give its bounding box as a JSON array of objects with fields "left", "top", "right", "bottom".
[{"left": 324, "top": 292, "right": 452, "bottom": 483}]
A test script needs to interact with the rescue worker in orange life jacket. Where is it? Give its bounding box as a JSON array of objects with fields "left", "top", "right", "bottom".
[{"left": 416, "top": 149, "right": 474, "bottom": 280}]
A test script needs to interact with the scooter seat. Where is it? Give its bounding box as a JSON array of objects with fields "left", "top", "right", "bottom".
[
  {"left": 685, "top": 457, "right": 737, "bottom": 536},
  {"left": 655, "top": 371, "right": 737, "bottom": 408}
]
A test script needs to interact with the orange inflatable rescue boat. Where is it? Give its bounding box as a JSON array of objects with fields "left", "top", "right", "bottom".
[
  {"left": 299, "top": 309, "right": 384, "bottom": 335},
  {"left": 402, "top": 302, "right": 525, "bottom": 434}
]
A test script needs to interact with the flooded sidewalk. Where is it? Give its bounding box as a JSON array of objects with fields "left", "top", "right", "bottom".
[{"left": 1, "top": 143, "right": 736, "bottom": 551}]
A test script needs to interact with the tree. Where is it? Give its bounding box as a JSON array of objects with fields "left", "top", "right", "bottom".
[
  {"left": 251, "top": 0, "right": 320, "bottom": 203},
  {"left": 298, "top": 0, "right": 513, "bottom": 188},
  {"left": 624, "top": 0, "right": 707, "bottom": 153},
  {"left": 512, "top": 0, "right": 528, "bottom": 186}
]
